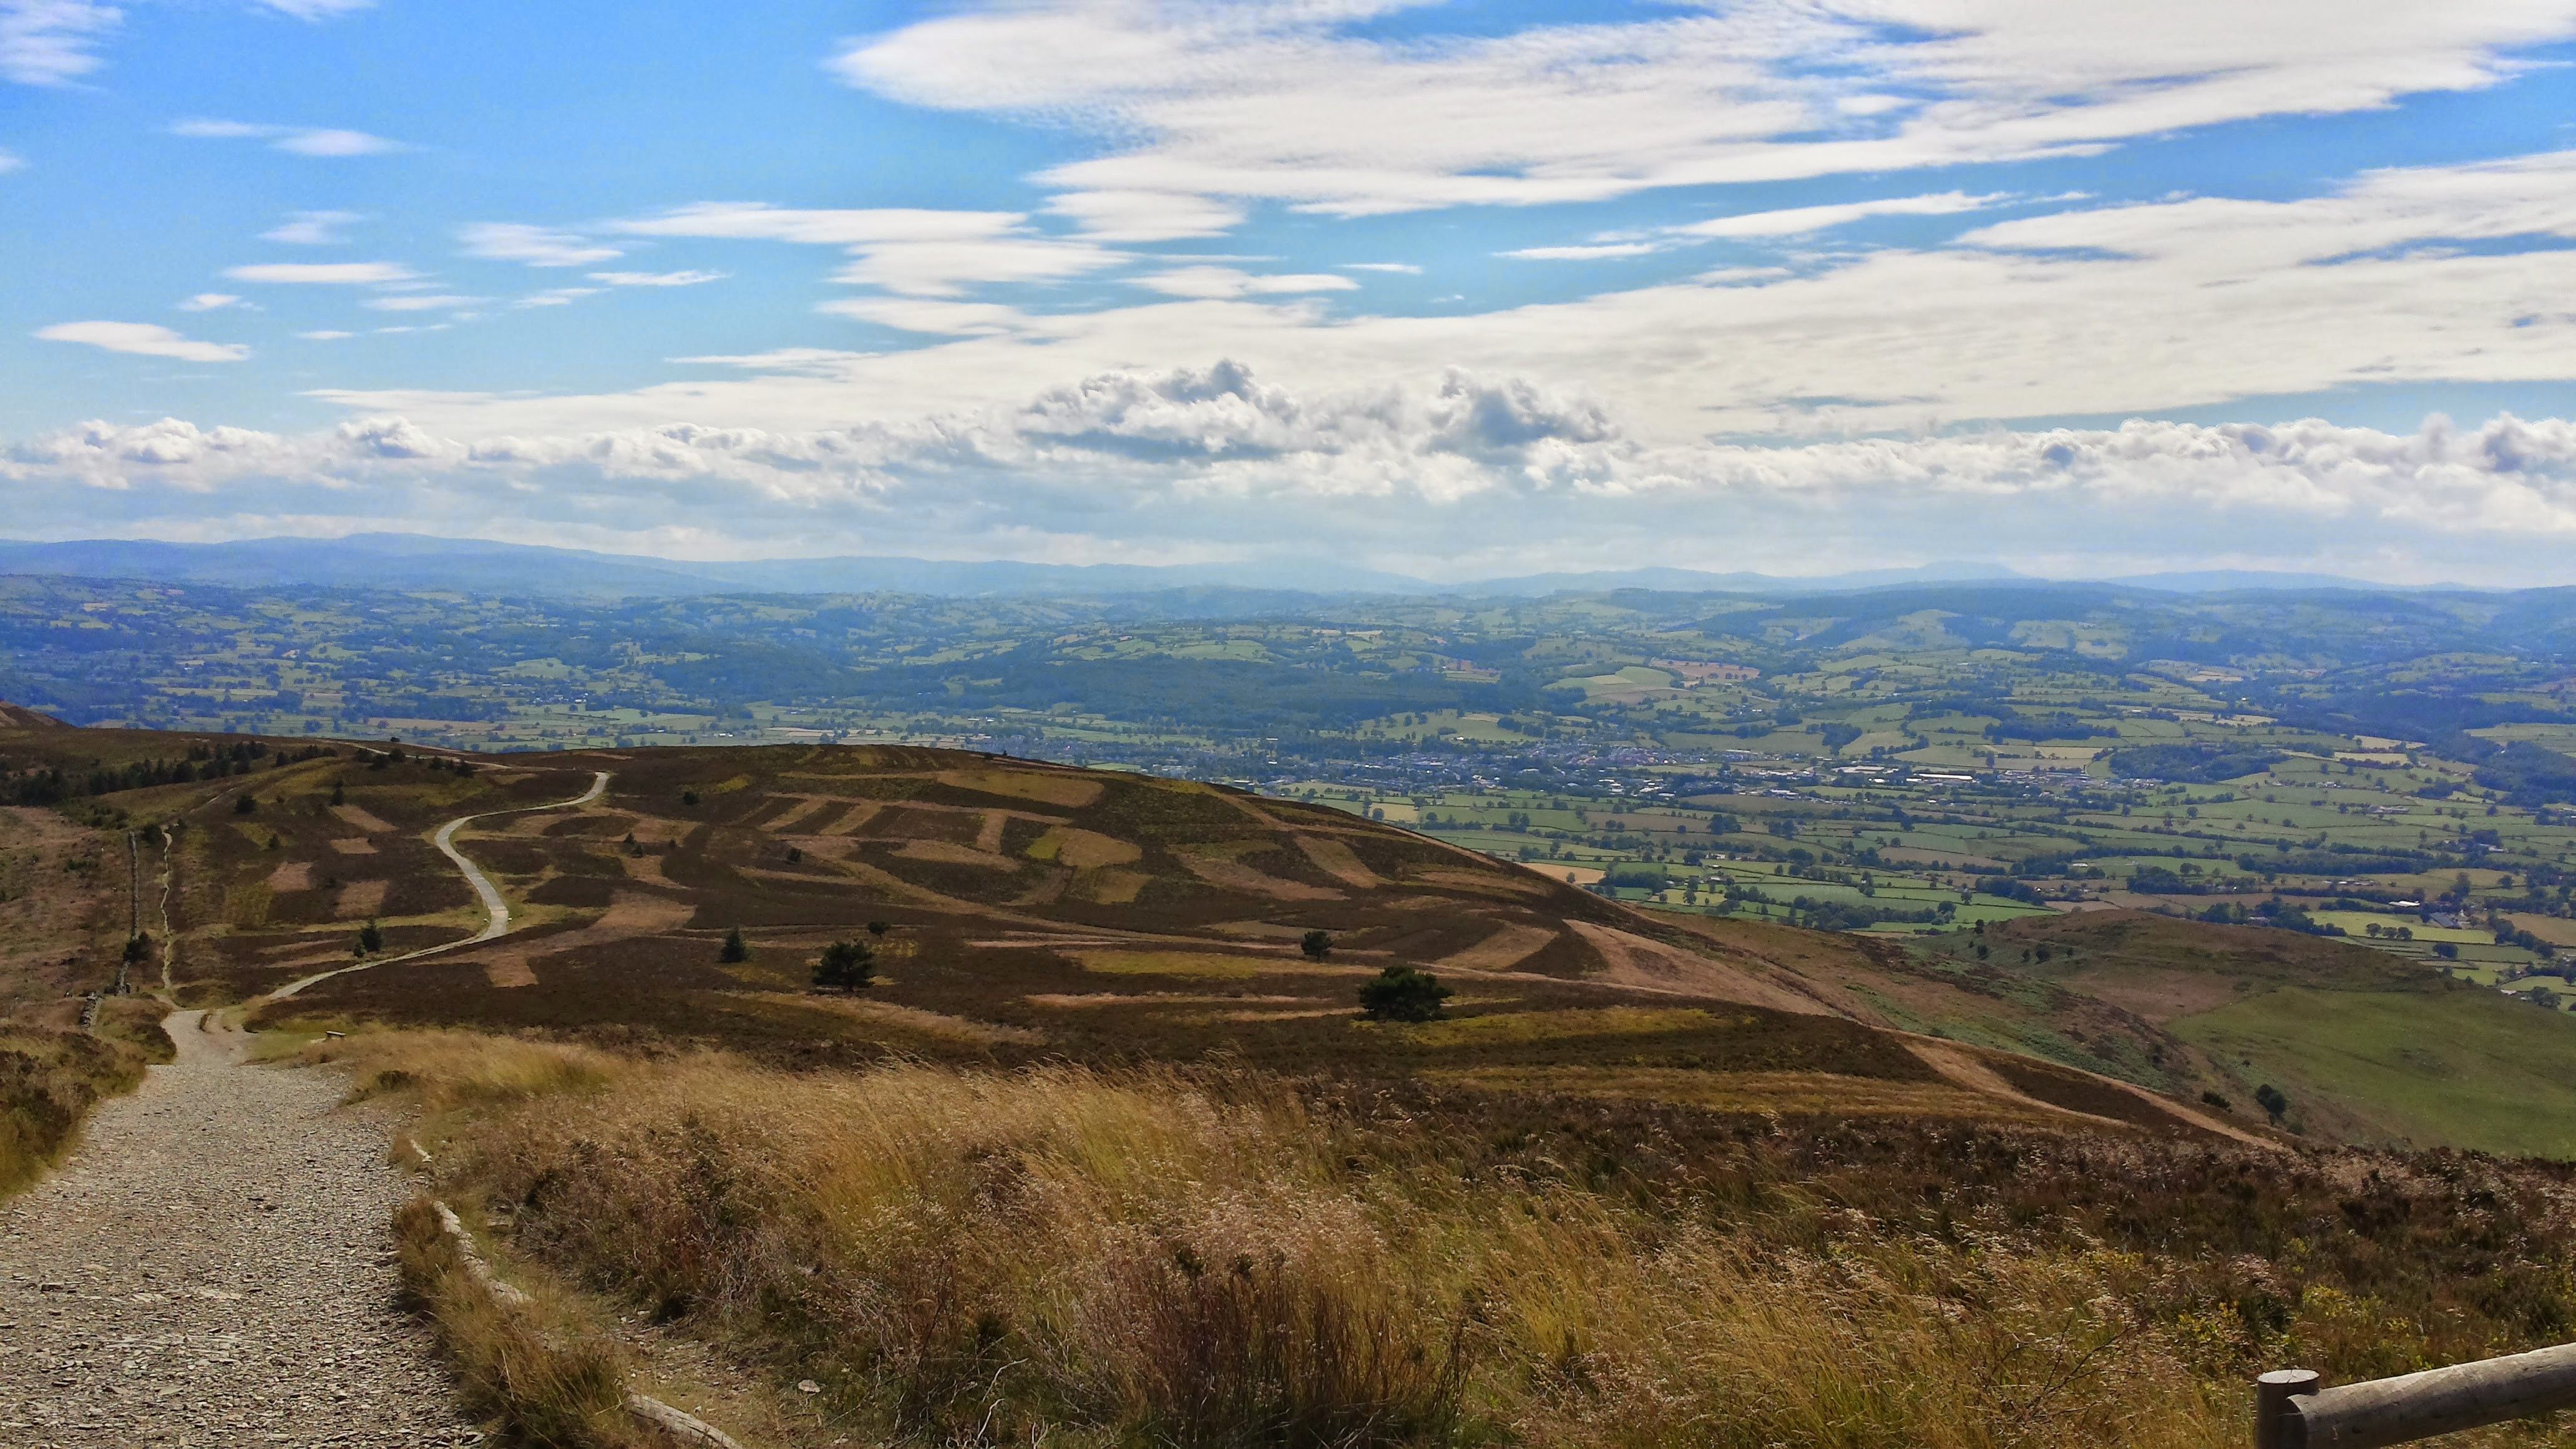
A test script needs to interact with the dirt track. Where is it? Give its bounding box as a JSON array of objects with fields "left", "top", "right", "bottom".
[{"left": 0, "top": 1012, "right": 475, "bottom": 1446}]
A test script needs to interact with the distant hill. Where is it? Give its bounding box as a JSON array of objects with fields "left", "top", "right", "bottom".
[{"left": 0, "top": 533, "right": 2483, "bottom": 601}]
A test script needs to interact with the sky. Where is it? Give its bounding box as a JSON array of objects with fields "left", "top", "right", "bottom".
[{"left": 6, "top": 1, "right": 2576, "bottom": 584}]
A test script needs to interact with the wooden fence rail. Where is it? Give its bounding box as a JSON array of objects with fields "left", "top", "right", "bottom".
[{"left": 2256, "top": 1342, "right": 2576, "bottom": 1447}]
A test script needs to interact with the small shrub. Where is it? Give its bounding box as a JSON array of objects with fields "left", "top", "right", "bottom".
[
  {"left": 357, "top": 919, "right": 385, "bottom": 957},
  {"left": 1301, "top": 929, "right": 1334, "bottom": 960},
  {"left": 1359, "top": 965, "right": 1451, "bottom": 1022},
  {"left": 233, "top": 793, "right": 257, "bottom": 815},
  {"left": 813, "top": 939, "right": 875, "bottom": 992},
  {"left": 718, "top": 927, "right": 748, "bottom": 964},
  {"left": 2255, "top": 1083, "right": 2290, "bottom": 1123}
]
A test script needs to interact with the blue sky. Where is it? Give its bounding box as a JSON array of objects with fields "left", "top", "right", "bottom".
[{"left": 7, "top": 0, "right": 2576, "bottom": 582}]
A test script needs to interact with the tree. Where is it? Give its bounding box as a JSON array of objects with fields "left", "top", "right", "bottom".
[
  {"left": 122, "top": 934, "right": 152, "bottom": 967},
  {"left": 329, "top": 779, "right": 345, "bottom": 806},
  {"left": 356, "top": 919, "right": 384, "bottom": 957},
  {"left": 813, "top": 938, "right": 875, "bottom": 992},
  {"left": 2253, "top": 1083, "right": 2289, "bottom": 1124},
  {"left": 1359, "top": 965, "right": 1451, "bottom": 1022},
  {"left": 719, "top": 927, "right": 749, "bottom": 964},
  {"left": 233, "top": 793, "right": 257, "bottom": 815},
  {"left": 866, "top": 920, "right": 892, "bottom": 937},
  {"left": 1301, "top": 929, "right": 1333, "bottom": 961}
]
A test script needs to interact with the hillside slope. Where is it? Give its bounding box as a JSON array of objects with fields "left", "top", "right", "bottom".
[{"left": 0, "top": 713, "right": 2240, "bottom": 1139}]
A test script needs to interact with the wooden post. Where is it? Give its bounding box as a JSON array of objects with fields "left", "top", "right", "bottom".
[{"left": 2258, "top": 1368, "right": 2321, "bottom": 1449}]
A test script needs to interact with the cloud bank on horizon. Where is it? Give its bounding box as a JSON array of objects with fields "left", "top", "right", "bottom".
[{"left": 6, "top": 0, "right": 2576, "bottom": 583}]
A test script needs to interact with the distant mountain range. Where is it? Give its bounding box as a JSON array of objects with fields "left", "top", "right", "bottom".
[{"left": 0, "top": 534, "right": 2444, "bottom": 600}]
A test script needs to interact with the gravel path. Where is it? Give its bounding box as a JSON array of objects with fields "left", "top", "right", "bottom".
[{"left": 0, "top": 1011, "right": 479, "bottom": 1446}]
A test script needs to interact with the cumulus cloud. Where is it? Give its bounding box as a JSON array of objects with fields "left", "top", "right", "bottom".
[
  {"left": 34, "top": 321, "right": 249, "bottom": 363},
  {"left": 172, "top": 119, "right": 399, "bottom": 156},
  {"left": 459, "top": 222, "right": 622, "bottom": 267},
  {"left": 13, "top": 363, "right": 2576, "bottom": 579},
  {"left": 261, "top": 210, "right": 363, "bottom": 245},
  {"left": 225, "top": 261, "right": 416, "bottom": 285},
  {"left": 1, "top": 0, "right": 118, "bottom": 86}
]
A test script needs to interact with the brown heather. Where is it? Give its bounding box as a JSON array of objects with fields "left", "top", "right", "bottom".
[{"left": 320, "top": 1030, "right": 2576, "bottom": 1448}]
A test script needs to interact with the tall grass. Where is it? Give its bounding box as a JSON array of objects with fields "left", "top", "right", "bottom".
[
  {"left": 326, "top": 1030, "right": 2576, "bottom": 1448},
  {"left": 0, "top": 1000, "right": 171, "bottom": 1198}
]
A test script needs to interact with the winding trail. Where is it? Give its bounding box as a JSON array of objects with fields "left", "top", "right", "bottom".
[
  {"left": 0, "top": 1012, "right": 478, "bottom": 1445},
  {"left": 275, "top": 769, "right": 610, "bottom": 1000}
]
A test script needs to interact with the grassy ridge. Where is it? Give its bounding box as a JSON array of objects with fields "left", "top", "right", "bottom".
[
  {"left": 2172, "top": 987, "right": 2576, "bottom": 1158},
  {"left": 320, "top": 1028, "right": 2576, "bottom": 1449}
]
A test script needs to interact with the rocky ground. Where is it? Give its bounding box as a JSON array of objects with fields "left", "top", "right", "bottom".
[{"left": 0, "top": 1010, "right": 478, "bottom": 1447}]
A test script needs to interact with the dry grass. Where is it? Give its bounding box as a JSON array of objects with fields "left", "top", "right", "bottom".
[
  {"left": 0, "top": 1002, "right": 171, "bottom": 1199},
  {"left": 393, "top": 1193, "right": 641, "bottom": 1447},
  {"left": 317, "top": 1030, "right": 2303, "bottom": 1448}
]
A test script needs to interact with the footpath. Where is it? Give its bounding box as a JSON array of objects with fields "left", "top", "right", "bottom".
[{"left": 0, "top": 1010, "right": 477, "bottom": 1446}]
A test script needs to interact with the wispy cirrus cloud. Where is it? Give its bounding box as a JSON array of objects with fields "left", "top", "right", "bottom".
[
  {"left": 33, "top": 320, "right": 248, "bottom": 363},
  {"left": 589, "top": 269, "right": 727, "bottom": 288},
  {"left": 613, "top": 202, "right": 1123, "bottom": 296},
  {"left": 0, "top": 0, "right": 119, "bottom": 87},
  {"left": 832, "top": 0, "right": 2576, "bottom": 231},
  {"left": 261, "top": 210, "right": 363, "bottom": 245},
  {"left": 173, "top": 118, "right": 399, "bottom": 157},
  {"left": 459, "top": 222, "right": 622, "bottom": 267},
  {"left": 224, "top": 260, "right": 416, "bottom": 285}
]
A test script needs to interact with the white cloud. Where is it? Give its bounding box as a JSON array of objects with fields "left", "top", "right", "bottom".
[
  {"left": 261, "top": 209, "right": 363, "bottom": 245},
  {"left": 255, "top": 0, "right": 371, "bottom": 17},
  {"left": 34, "top": 321, "right": 249, "bottom": 363},
  {"left": 589, "top": 269, "right": 728, "bottom": 287},
  {"left": 225, "top": 261, "right": 417, "bottom": 284},
  {"left": 1, "top": 0, "right": 117, "bottom": 87},
  {"left": 0, "top": 147, "right": 21, "bottom": 172},
  {"left": 298, "top": 329, "right": 354, "bottom": 340},
  {"left": 1342, "top": 262, "right": 1420, "bottom": 274},
  {"left": 364, "top": 294, "right": 479, "bottom": 311},
  {"left": 832, "top": 0, "right": 2576, "bottom": 225},
  {"left": 1134, "top": 266, "right": 1359, "bottom": 300},
  {"left": 1673, "top": 190, "right": 2006, "bottom": 238},
  {"left": 177, "top": 293, "right": 244, "bottom": 312},
  {"left": 459, "top": 222, "right": 623, "bottom": 267},
  {"left": 173, "top": 119, "right": 399, "bottom": 157},
  {"left": 1500, "top": 242, "right": 1665, "bottom": 261},
  {"left": 817, "top": 298, "right": 1032, "bottom": 335},
  {"left": 615, "top": 202, "right": 1024, "bottom": 246},
  {"left": 15, "top": 370, "right": 2576, "bottom": 581},
  {"left": 614, "top": 201, "right": 1123, "bottom": 296},
  {"left": 512, "top": 288, "right": 603, "bottom": 309},
  {"left": 1044, "top": 188, "right": 1245, "bottom": 241}
]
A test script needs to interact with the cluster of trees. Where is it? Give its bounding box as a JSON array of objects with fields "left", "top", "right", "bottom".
[{"left": 1, "top": 739, "right": 336, "bottom": 806}]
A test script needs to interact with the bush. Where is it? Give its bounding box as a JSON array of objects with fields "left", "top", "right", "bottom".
[
  {"left": 233, "top": 793, "right": 257, "bottom": 815},
  {"left": 1301, "top": 929, "right": 1333, "bottom": 960},
  {"left": 1359, "top": 965, "right": 1451, "bottom": 1022},
  {"left": 813, "top": 938, "right": 875, "bottom": 992},
  {"left": 2255, "top": 1083, "right": 2289, "bottom": 1124},
  {"left": 718, "top": 927, "right": 748, "bottom": 964}
]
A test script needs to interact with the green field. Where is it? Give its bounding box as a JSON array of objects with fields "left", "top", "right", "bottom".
[{"left": 2172, "top": 986, "right": 2576, "bottom": 1158}]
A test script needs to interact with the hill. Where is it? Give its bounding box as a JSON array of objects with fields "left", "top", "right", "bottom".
[
  {"left": 0, "top": 711, "right": 2230, "bottom": 1139},
  {"left": 1890, "top": 910, "right": 2576, "bottom": 1157}
]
